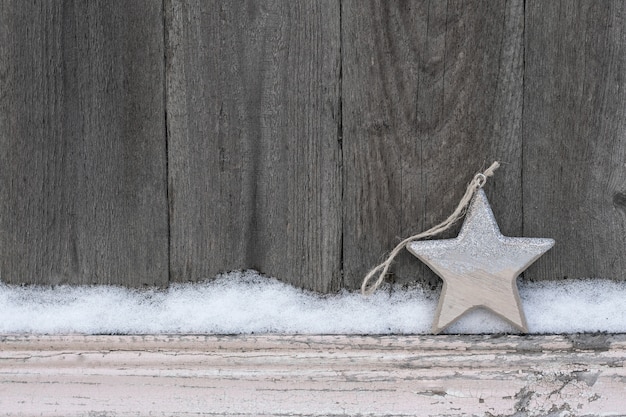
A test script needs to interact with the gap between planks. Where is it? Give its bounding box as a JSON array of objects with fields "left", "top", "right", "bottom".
[{"left": 1, "top": 334, "right": 625, "bottom": 416}]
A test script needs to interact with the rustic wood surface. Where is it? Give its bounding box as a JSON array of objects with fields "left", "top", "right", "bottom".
[
  {"left": 0, "top": 1, "right": 168, "bottom": 286},
  {"left": 342, "top": 1, "right": 526, "bottom": 290},
  {"left": 0, "top": 1, "right": 624, "bottom": 291},
  {"left": 523, "top": 1, "right": 626, "bottom": 282},
  {"left": 1, "top": 334, "right": 626, "bottom": 416},
  {"left": 165, "top": 0, "right": 342, "bottom": 291}
]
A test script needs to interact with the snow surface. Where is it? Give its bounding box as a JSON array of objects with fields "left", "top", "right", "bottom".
[{"left": 1, "top": 270, "right": 624, "bottom": 334}]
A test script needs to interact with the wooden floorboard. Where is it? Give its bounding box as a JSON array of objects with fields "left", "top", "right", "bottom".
[{"left": 1, "top": 334, "right": 625, "bottom": 416}]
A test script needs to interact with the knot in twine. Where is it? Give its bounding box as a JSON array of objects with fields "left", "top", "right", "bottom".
[{"left": 361, "top": 161, "right": 501, "bottom": 295}]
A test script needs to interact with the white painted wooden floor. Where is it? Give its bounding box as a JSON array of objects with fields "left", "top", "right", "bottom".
[{"left": 1, "top": 334, "right": 625, "bottom": 416}]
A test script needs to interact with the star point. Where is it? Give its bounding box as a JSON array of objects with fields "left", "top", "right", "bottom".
[{"left": 407, "top": 189, "right": 554, "bottom": 334}]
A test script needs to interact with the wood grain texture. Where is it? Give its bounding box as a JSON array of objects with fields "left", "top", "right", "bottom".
[
  {"left": 342, "top": 1, "right": 525, "bottom": 290},
  {"left": 1, "top": 334, "right": 626, "bottom": 416},
  {"left": 1, "top": 2, "right": 624, "bottom": 291},
  {"left": 523, "top": 1, "right": 626, "bottom": 281},
  {"left": 0, "top": 1, "right": 168, "bottom": 286},
  {"left": 165, "top": 1, "right": 342, "bottom": 291}
]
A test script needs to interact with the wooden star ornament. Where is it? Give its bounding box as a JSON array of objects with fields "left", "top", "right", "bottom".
[{"left": 407, "top": 189, "right": 554, "bottom": 334}]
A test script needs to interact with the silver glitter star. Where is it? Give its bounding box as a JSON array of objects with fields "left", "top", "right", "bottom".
[{"left": 407, "top": 189, "right": 554, "bottom": 334}]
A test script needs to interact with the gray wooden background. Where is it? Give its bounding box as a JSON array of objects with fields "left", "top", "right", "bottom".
[{"left": 1, "top": 1, "right": 624, "bottom": 292}]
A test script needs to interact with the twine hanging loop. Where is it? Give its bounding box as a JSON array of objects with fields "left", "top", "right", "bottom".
[{"left": 360, "top": 161, "right": 501, "bottom": 295}]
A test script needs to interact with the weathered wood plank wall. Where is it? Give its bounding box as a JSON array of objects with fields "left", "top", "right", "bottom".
[
  {"left": 0, "top": 1, "right": 169, "bottom": 287},
  {"left": 524, "top": 1, "right": 626, "bottom": 281},
  {"left": 342, "top": 0, "right": 525, "bottom": 289},
  {"left": 165, "top": 0, "right": 342, "bottom": 292},
  {"left": 0, "top": 1, "right": 624, "bottom": 292}
]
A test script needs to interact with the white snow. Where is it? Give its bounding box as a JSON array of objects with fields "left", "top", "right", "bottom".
[{"left": 0, "top": 270, "right": 624, "bottom": 334}]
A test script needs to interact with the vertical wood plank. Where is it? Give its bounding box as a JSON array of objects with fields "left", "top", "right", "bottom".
[
  {"left": 342, "top": 1, "right": 525, "bottom": 289},
  {"left": 524, "top": 1, "right": 626, "bottom": 281},
  {"left": 166, "top": 1, "right": 342, "bottom": 291},
  {"left": 0, "top": 1, "right": 168, "bottom": 286}
]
